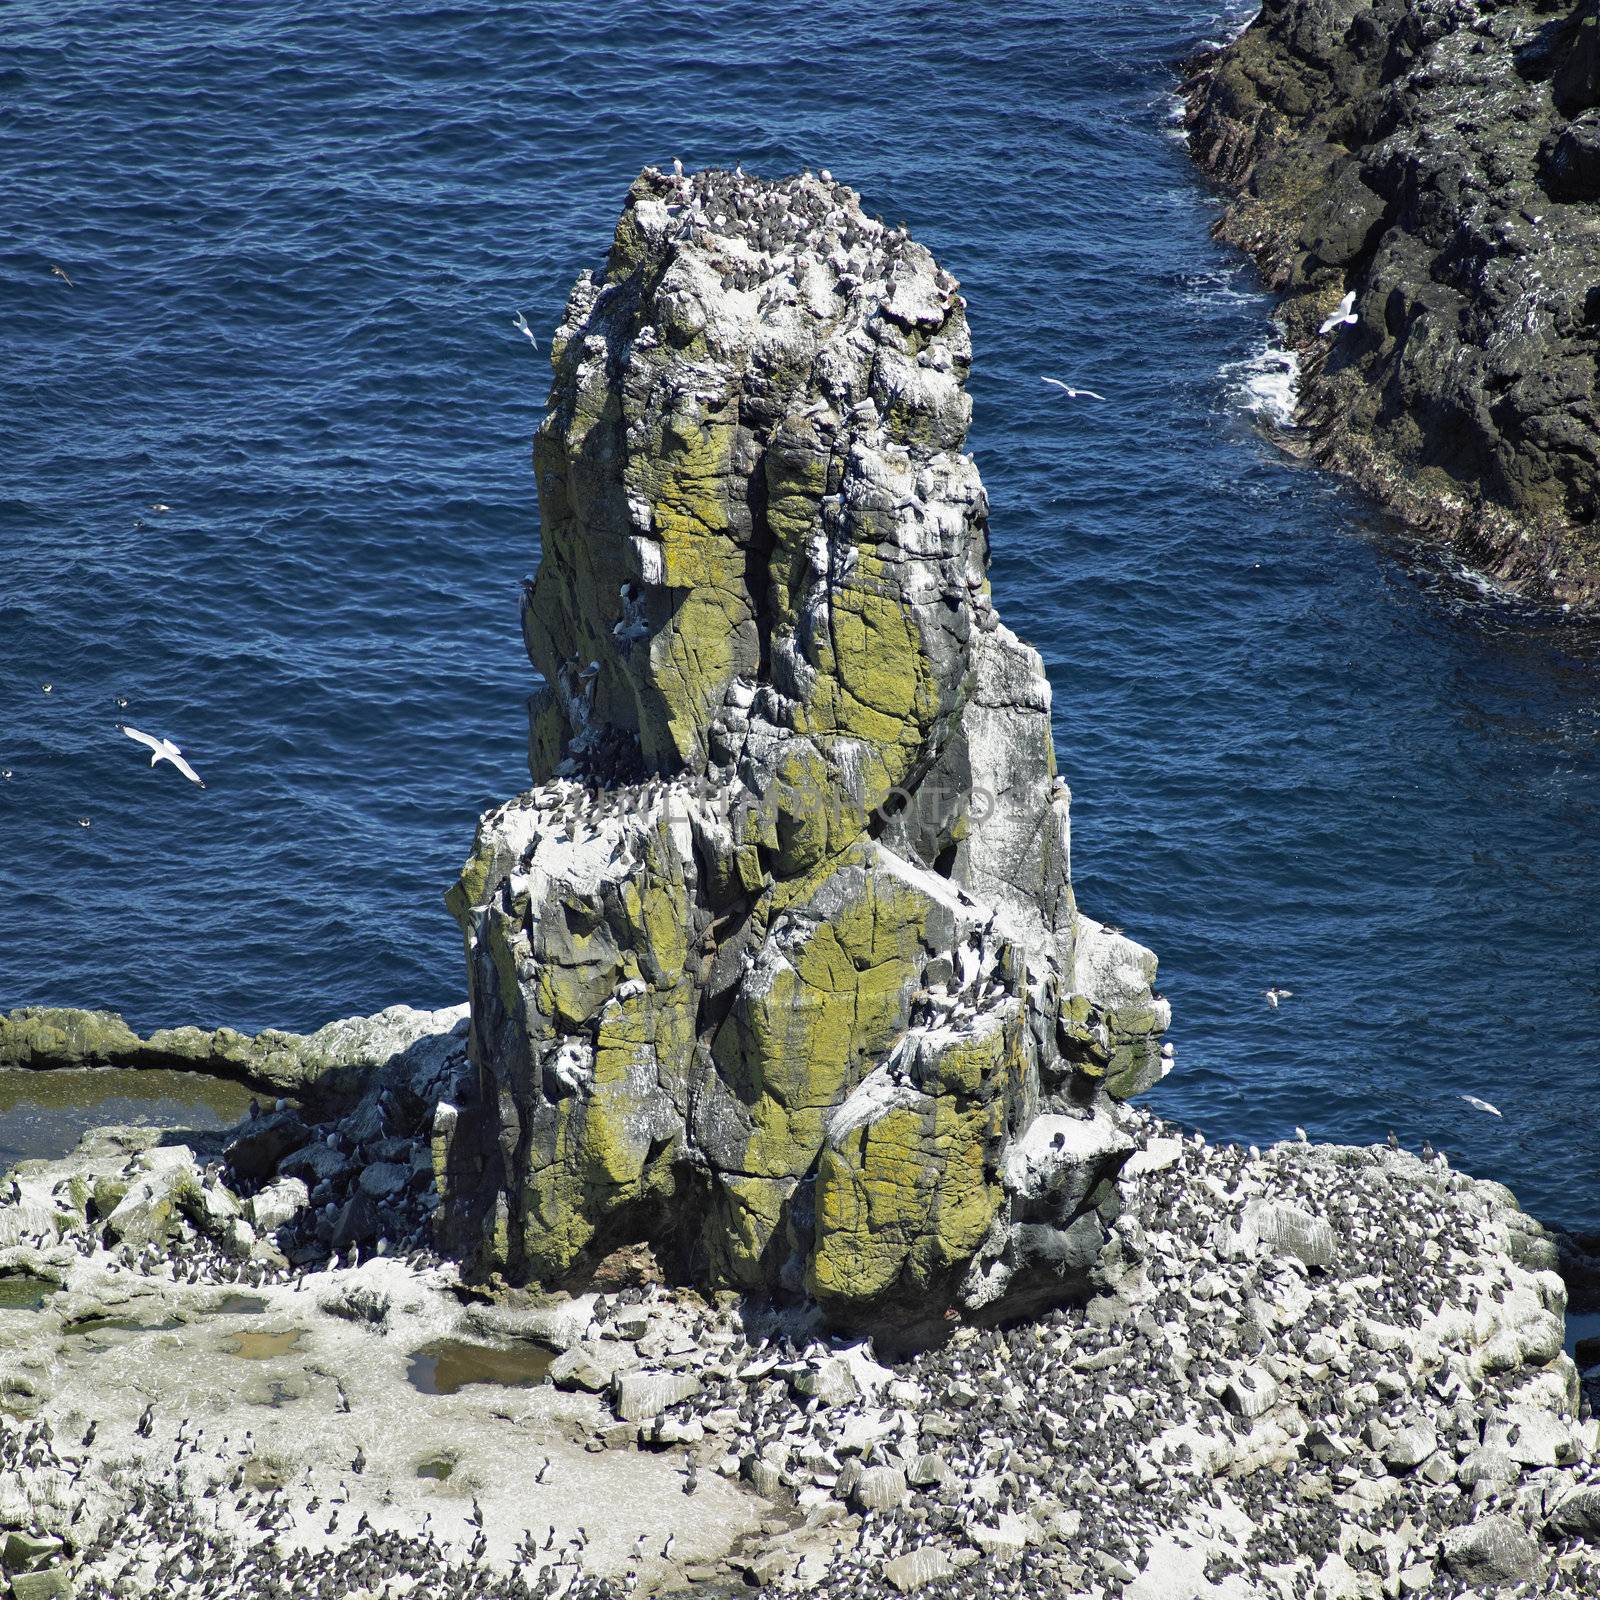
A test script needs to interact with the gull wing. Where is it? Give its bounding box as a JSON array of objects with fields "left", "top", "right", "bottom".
[
  {"left": 166, "top": 750, "right": 205, "bottom": 788},
  {"left": 117, "top": 723, "right": 161, "bottom": 756}
]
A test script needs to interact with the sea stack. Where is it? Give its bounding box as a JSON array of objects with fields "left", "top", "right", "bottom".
[
  {"left": 1185, "top": 0, "right": 1600, "bottom": 607},
  {"left": 438, "top": 168, "right": 1168, "bottom": 1330}
]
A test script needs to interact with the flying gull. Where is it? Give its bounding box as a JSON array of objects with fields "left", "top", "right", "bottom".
[
  {"left": 51, "top": 264, "right": 74, "bottom": 287},
  {"left": 1319, "top": 291, "right": 1358, "bottom": 335},
  {"left": 1264, "top": 986, "right": 1293, "bottom": 1007},
  {"left": 117, "top": 723, "right": 205, "bottom": 787},
  {"left": 1460, "top": 1093, "right": 1502, "bottom": 1118},
  {"left": 1041, "top": 377, "right": 1107, "bottom": 401},
  {"left": 511, "top": 310, "right": 538, "bottom": 349}
]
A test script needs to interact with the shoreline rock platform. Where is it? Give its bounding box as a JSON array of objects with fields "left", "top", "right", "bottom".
[
  {"left": 3, "top": 1029, "right": 1600, "bottom": 1598},
  {"left": 1184, "top": 0, "right": 1600, "bottom": 610}
]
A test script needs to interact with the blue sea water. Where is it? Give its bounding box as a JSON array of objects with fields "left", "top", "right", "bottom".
[{"left": 3, "top": 2, "right": 1597, "bottom": 1229}]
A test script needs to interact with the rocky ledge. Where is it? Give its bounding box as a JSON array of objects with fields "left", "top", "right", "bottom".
[
  {"left": 0, "top": 1003, "right": 466, "bottom": 1105},
  {"left": 437, "top": 167, "right": 1168, "bottom": 1333},
  {"left": 1185, "top": 0, "right": 1600, "bottom": 607},
  {"left": 4, "top": 1064, "right": 1600, "bottom": 1600}
]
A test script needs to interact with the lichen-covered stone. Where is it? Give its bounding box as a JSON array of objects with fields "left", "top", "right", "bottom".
[{"left": 442, "top": 168, "right": 1168, "bottom": 1326}]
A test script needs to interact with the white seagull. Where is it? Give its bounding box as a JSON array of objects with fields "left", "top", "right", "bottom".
[
  {"left": 117, "top": 723, "right": 205, "bottom": 788},
  {"left": 1042, "top": 376, "right": 1107, "bottom": 400},
  {"left": 1461, "top": 1093, "right": 1503, "bottom": 1118},
  {"left": 511, "top": 310, "right": 538, "bottom": 350},
  {"left": 1319, "top": 291, "right": 1358, "bottom": 335},
  {"left": 1264, "top": 986, "right": 1293, "bottom": 1007}
]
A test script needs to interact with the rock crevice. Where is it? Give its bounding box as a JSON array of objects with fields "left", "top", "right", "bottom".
[{"left": 440, "top": 168, "right": 1168, "bottom": 1327}]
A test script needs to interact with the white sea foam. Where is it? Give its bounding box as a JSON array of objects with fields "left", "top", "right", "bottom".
[
  {"left": 1450, "top": 560, "right": 1516, "bottom": 601},
  {"left": 1197, "top": 3, "right": 1263, "bottom": 51},
  {"left": 1223, "top": 341, "right": 1301, "bottom": 428},
  {"left": 1163, "top": 90, "right": 1189, "bottom": 145}
]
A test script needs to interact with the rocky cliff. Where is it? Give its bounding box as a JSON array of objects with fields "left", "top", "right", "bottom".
[
  {"left": 438, "top": 168, "right": 1169, "bottom": 1330},
  {"left": 1186, "top": 0, "right": 1600, "bottom": 607}
]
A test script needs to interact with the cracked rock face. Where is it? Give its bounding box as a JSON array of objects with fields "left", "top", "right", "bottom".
[
  {"left": 440, "top": 168, "right": 1168, "bottom": 1328},
  {"left": 1185, "top": 0, "right": 1600, "bottom": 608}
]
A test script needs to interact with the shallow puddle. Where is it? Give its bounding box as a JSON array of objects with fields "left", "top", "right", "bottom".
[
  {"left": 65, "top": 1311, "right": 183, "bottom": 1334},
  {"left": 226, "top": 1327, "right": 303, "bottom": 1359},
  {"left": 0, "top": 1275, "right": 58, "bottom": 1311},
  {"left": 406, "top": 1338, "right": 554, "bottom": 1396},
  {"left": 415, "top": 1453, "right": 456, "bottom": 1480}
]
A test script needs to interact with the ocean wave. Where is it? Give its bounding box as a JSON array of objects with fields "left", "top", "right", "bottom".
[{"left": 1222, "top": 340, "right": 1300, "bottom": 428}]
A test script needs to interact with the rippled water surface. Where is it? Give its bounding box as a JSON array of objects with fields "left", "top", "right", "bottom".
[{"left": 4, "top": 2, "right": 1597, "bottom": 1226}]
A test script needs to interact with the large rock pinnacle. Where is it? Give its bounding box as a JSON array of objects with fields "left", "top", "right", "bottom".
[{"left": 439, "top": 167, "right": 1169, "bottom": 1329}]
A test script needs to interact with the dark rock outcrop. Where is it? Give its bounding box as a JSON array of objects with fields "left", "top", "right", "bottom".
[
  {"left": 1185, "top": 0, "right": 1600, "bottom": 607},
  {"left": 438, "top": 168, "right": 1169, "bottom": 1330}
]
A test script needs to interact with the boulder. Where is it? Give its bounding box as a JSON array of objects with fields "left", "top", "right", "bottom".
[
  {"left": 1222, "top": 1366, "right": 1280, "bottom": 1421},
  {"left": 438, "top": 167, "right": 1167, "bottom": 1328},
  {"left": 104, "top": 1153, "right": 200, "bottom": 1247},
  {"left": 318, "top": 1280, "right": 392, "bottom": 1325},
  {"left": 10, "top": 1574, "right": 74, "bottom": 1600},
  {"left": 841, "top": 1463, "right": 906, "bottom": 1513},
  {"left": 550, "top": 1341, "right": 636, "bottom": 1393},
  {"left": 1371, "top": 1415, "right": 1436, "bottom": 1472},
  {"left": 248, "top": 1176, "right": 309, "bottom": 1234},
  {"left": 1539, "top": 114, "right": 1600, "bottom": 201},
  {"left": 611, "top": 1369, "right": 700, "bottom": 1422},
  {"left": 1438, "top": 1515, "right": 1543, "bottom": 1587},
  {"left": 225, "top": 1110, "right": 312, "bottom": 1183},
  {"left": 330, "top": 1191, "right": 380, "bottom": 1254},
  {"left": 883, "top": 1547, "right": 955, "bottom": 1593},
  {"left": 2, "top": 1531, "right": 64, "bottom": 1570},
  {"left": 357, "top": 1161, "right": 411, "bottom": 1201},
  {"left": 1547, "top": 1485, "right": 1600, "bottom": 1540},
  {"left": 1456, "top": 1444, "right": 1516, "bottom": 1489},
  {"left": 790, "top": 1357, "right": 858, "bottom": 1408},
  {"left": 1221, "top": 1198, "right": 1336, "bottom": 1270}
]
